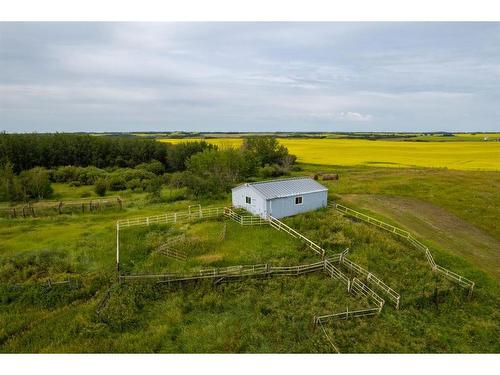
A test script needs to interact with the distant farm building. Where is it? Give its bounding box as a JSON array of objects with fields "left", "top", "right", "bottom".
[{"left": 231, "top": 177, "right": 328, "bottom": 219}]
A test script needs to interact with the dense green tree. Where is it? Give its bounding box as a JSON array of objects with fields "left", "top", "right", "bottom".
[
  {"left": 241, "top": 136, "right": 296, "bottom": 167},
  {"left": 183, "top": 148, "right": 258, "bottom": 197},
  {"left": 135, "top": 160, "right": 165, "bottom": 175},
  {"left": 0, "top": 134, "right": 217, "bottom": 175},
  {"left": 0, "top": 133, "right": 171, "bottom": 173},
  {"left": 0, "top": 161, "right": 24, "bottom": 201},
  {"left": 166, "top": 141, "right": 217, "bottom": 171}
]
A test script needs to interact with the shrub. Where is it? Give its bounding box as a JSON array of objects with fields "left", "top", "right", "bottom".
[
  {"left": 145, "top": 177, "right": 164, "bottom": 202},
  {"left": 107, "top": 175, "right": 126, "bottom": 191},
  {"left": 19, "top": 167, "right": 53, "bottom": 200},
  {"left": 94, "top": 179, "right": 107, "bottom": 196},
  {"left": 126, "top": 178, "right": 143, "bottom": 191},
  {"left": 51, "top": 166, "right": 106, "bottom": 185},
  {"left": 259, "top": 164, "right": 290, "bottom": 178},
  {"left": 135, "top": 160, "right": 165, "bottom": 175},
  {"left": 119, "top": 168, "right": 156, "bottom": 183}
]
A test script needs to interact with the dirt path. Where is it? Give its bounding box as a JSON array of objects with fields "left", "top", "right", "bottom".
[{"left": 339, "top": 194, "right": 500, "bottom": 281}]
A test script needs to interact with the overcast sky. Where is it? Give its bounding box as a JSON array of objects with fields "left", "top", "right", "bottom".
[{"left": 1, "top": 22, "right": 499, "bottom": 133}]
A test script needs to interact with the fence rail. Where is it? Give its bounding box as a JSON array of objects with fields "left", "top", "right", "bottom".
[
  {"left": 156, "top": 235, "right": 188, "bottom": 261},
  {"left": 268, "top": 216, "right": 326, "bottom": 257},
  {"left": 117, "top": 207, "right": 226, "bottom": 229},
  {"left": 120, "top": 259, "right": 337, "bottom": 284},
  {"left": 1, "top": 196, "right": 124, "bottom": 218},
  {"left": 331, "top": 202, "right": 475, "bottom": 295},
  {"left": 324, "top": 259, "right": 350, "bottom": 287},
  {"left": 350, "top": 278, "right": 385, "bottom": 309},
  {"left": 224, "top": 207, "right": 269, "bottom": 226},
  {"left": 340, "top": 255, "right": 400, "bottom": 309},
  {"left": 314, "top": 307, "right": 382, "bottom": 324}
]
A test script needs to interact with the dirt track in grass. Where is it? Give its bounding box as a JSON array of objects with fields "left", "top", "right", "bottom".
[{"left": 338, "top": 194, "right": 500, "bottom": 281}]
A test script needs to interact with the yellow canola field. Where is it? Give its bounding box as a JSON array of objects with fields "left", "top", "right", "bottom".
[{"left": 158, "top": 138, "right": 500, "bottom": 171}]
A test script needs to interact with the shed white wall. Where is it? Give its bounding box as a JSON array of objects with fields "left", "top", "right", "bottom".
[
  {"left": 232, "top": 186, "right": 328, "bottom": 219},
  {"left": 231, "top": 186, "right": 267, "bottom": 217},
  {"left": 267, "top": 190, "right": 328, "bottom": 219}
]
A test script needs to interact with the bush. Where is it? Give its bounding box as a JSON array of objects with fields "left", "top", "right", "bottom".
[
  {"left": 126, "top": 178, "right": 143, "bottom": 191},
  {"left": 168, "top": 172, "right": 185, "bottom": 189},
  {"left": 135, "top": 160, "right": 165, "bottom": 175},
  {"left": 259, "top": 164, "right": 290, "bottom": 178},
  {"left": 94, "top": 179, "right": 107, "bottom": 196},
  {"left": 145, "top": 177, "right": 164, "bottom": 202},
  {"left": 51, "top": 166, "right": 106, "bottom": 185},
  {"left": 19, "top": 167, "right": 53, "bottom": 200},
  {"left": 107, "top": 175, "right": 126, "bottom": 191},
  {"left": 119, "top": 168, "right": 156, "bottom": 183}
]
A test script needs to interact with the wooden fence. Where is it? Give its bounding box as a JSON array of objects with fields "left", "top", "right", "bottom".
[
  {"left": 1, "top": 196, "right": 123, "bottom": 219},
  {"left": 332, "top": 202, "right": 475, "bottom": 295}
]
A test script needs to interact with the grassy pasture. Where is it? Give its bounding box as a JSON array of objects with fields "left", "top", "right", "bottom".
[
  {"left": 1, "top": 198, "right": 498, "bottom": 353},
  {"left": 158, "top": 137, "right": 500, "bottom": 171},
  {"left": 1, "top": 163, "right": 499, "bottom": 353}
]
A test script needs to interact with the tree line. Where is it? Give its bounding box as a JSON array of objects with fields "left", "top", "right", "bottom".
[
  {"left": 0, "top": 133, "right": 218, "bottom": 173},
  {"left": 0, "top": 133, "right": 297, "bottom": 201}
]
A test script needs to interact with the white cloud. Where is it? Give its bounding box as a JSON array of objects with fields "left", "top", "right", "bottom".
[{"left": 0, "top": 22, "right": 498, "bottom": 132}]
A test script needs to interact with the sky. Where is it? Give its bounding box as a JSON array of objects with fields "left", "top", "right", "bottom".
[{"left": 0, "top": 22, "right": 499, "bottom": 133}]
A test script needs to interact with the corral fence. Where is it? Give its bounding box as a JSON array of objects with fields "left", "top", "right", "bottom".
[
  {"left": 118, "top": 259, "right": 335, "bottom": 285},
  {"left": 115, "top": 206, "right": 269, "bottom": 271},
  {"left": 8, "top": 277, "right": 81, "bottom": 292},
  {"left": 331, "top": 202, "right": 475, "bottom": 296},
  {"left": 313, "top": 276, "right": 385, "bottom": 354},
  {"left": 314, "top": 306, "right": 382, "bottom": 324},
  {"left": 1, "top": 196, "right": 124, "bottom": 219},
  {"left": 157, "top": 235, "right": 188, "bottom": 261},
  {"left": 338, "top": 249, "right": 400, "bottom": 309},
  {"left": 224, "top": 207, "right": 269, "bottom": 226},
  {"left": 268, "top": 215, "right": 326, "bottom": 257},
  {"left": 116, "top": 206, "right": 226, "bottom": 229}
]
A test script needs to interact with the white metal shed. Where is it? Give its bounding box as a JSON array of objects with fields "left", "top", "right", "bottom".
[{"left": 231, "top": 177, "right": 328, "bottom": 219}]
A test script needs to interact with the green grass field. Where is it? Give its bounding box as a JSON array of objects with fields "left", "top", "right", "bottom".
[{"left": 1, "top": 163, "right": 499, "bottom": 353}]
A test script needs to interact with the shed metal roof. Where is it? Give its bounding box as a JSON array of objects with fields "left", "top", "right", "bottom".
[{"left": 232, "top": 177, "right": 328, "bottom": 200}]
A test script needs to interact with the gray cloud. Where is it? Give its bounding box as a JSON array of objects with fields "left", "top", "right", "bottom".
[{"left": 0, "top": 22, "right": 499, "bottom": 132}]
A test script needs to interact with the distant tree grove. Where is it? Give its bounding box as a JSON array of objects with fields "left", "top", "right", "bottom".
[
  {"left": 0, "top": 133, "right": 296, "bottom": 201},
  {"left": 0, "top": 133, "right": 217, "bottom": 173}
]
